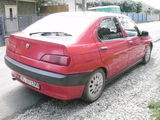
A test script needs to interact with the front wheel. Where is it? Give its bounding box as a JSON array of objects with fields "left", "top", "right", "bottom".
[
  {"left": 142, "top": 45, "right": 151, "bottom": 64},
  {"left": 82, "top": 69, "right": 105, "bottom": 102}
]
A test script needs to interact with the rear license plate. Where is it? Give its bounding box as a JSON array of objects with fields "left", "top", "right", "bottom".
[{"left": 20, "top": 76, "right": 40, "bottom": 89}]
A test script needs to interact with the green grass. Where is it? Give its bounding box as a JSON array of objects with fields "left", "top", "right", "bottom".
[{"left": 148, "top": 101, "right": 160, "bottom": 120}]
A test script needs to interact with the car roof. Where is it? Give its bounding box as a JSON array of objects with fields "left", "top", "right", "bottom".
[
  {"left": 22, "top": 11, "right": 128, "bottom": 46},
  {"left": 50, "top": 11, "right": 125, "bottom": 21}
]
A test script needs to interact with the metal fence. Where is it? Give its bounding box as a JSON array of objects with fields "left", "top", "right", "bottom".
[
  {"left": 18, "top": 15, "right": 45, "bottom": 31},
  {"left": 122, "top": 13, "right": 160, "bottom": 22},
  {"left": 0, "top": 15, "right": 45, "bottom": 46},
  {"left": 123, "top": 13, "right": 147, "bottom": 21},
  {"left": 0, "top": 16, "right": 5, "bottom": 46}
]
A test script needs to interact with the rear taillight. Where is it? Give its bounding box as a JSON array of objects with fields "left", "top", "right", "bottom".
[{"left": 40, "top": 54, "right": 70, "bottom": 66}]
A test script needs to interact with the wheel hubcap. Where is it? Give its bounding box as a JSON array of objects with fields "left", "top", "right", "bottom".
[{"left": 88, "top": 72, "right": 104, "bottom": 98}]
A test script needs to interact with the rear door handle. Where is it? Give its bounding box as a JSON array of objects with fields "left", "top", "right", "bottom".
[{"left": 100, "top": 46, "right": 108, "bottom": 51}]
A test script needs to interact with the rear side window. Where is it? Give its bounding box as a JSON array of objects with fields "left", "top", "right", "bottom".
[
  {"left": 97, "top": 17, "right": 123, "bottom": 41},
  {"left": 119, "top": 17, "right": 139, "bottom": 37}
]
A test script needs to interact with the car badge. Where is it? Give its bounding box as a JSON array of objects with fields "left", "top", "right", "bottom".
[{"left": 25, "top": 43, "right": 30, "bottom": 49}]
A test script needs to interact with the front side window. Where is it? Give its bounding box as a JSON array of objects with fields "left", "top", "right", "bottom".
[
  {"left": 119, "top": 17, "right": 139, "bottom": 37},
  {"left": 97, "top": 17, "right": 123, "bottom": 40}
]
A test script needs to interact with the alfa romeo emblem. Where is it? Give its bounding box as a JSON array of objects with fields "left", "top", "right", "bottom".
[{"left": 25, "top": 43, "right": 30, "bottom": 48}]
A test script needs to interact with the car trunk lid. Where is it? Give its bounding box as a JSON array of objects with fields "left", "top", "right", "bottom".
[{"left": 7, "top": 33, "right": 67, "bottom": 60}]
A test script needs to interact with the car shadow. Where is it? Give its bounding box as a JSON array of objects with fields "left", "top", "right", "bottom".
[{"left": 1, "top": 85, "right": 52, "bottom": 120}]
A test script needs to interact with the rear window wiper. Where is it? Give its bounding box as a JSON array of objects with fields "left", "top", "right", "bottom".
[{"left": 29, "top": 32, "right": 72, "bottom": 37}]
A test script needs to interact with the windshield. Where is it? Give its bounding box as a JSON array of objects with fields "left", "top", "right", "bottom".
[{"left": 23, "top": 14, "right": 94, "bottom": 38}]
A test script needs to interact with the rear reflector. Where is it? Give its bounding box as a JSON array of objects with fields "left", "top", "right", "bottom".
[{"left": 40, "top": 54, "right": 70, "bottom": 66}]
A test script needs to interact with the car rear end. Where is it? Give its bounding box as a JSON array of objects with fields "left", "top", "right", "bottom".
[
  {"left": 5, "top": 33, "right": 87, "bottom": 100},
  {"left": 5, "top": 13, "right": 96, "bottom": 100}
]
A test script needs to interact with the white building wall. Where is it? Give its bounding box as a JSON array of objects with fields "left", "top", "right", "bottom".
[
  {"left": 65, "top": 0, "right": 82, "bottom": 11},
  {"left": 66, "top": 0, "right": 76, "bottom": 11}
]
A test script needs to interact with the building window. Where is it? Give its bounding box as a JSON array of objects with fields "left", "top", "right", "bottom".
[{"left": 9, "top": 8, "right": 13, "bottom": 21}]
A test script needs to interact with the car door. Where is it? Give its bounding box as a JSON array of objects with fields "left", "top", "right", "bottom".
[
  {"left": 95, "top": 17, "right": 130, "bottom": 78},
  {"left": 118, "top": 16, "right": 145, "bottom": 65}
]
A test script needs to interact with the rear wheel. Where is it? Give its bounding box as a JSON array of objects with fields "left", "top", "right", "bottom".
[
  {"left": 142, "top": 45, "right": 151, "bottom": 64},
  {"left": 82, "top": 69, "right": 105, "bottom": 102}
]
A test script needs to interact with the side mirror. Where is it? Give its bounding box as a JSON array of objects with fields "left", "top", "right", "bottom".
[{"left": 141, "top": 31, "right": 149, "bottom": 36}]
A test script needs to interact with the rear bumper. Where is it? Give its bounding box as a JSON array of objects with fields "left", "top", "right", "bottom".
[
  {"left": 5, "top": 55, "right": 91, "bottom": 100},
  {"left": 12, "top": 72, "right": 85, "bottom": 100}
]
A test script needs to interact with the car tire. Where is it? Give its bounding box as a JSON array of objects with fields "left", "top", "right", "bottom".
[
  {"left": 142, "top": 45, "right": 151, "bottom": 64},
  {"left": 82, "top": 69, "right": 105, "bottom": 102}
]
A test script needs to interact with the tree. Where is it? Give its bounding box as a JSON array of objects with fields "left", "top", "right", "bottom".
[
  {"left": 36, "top": 0, "right": 47, "bottom": 7},
  {"left": 136, "top": 2, "right": 142, "bottom": 13},
  {"left": 36, "top": 0, "right": 48, "bottom": 13},
  {"left": 118, "top": 0, "right": 142, "bottom": 13},
  {"left": 82, "top": 0, "right": 86, "bottom": 11}
]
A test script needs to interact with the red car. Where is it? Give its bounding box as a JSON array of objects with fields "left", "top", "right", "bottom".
[{"left": 5, "top": 12, "right": 152, "bottom": 102}]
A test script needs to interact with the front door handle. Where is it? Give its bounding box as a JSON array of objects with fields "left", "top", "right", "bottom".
[
  {"left": 100, "top": 46, "right": 108, "bottom": 51},
  {"left": 128, "top": 40, "right": 134, "bottom": 44}
]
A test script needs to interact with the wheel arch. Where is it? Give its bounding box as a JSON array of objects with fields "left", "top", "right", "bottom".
[
  {"left": 96, "top": 67, "right": 108, "bottom": 78},
  {"left": 82, "top": 67, "right": 107, "bottom": 102},
  {"left": 149, "top": 42, "right": 153, "bottom": 50}
]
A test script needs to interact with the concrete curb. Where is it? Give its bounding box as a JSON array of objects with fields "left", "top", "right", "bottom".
[{"left": 154, "top": 39, "right": 160, "bottom": 43}]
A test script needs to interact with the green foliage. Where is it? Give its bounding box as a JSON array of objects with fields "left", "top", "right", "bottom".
[
  {"left": 154, "top": 9, "right": 160, "bottom": 14},
  {"left": 36, "top": 0, "right": 47, "bottom": 7},
  {"left": 36, "top": 0, "right": 49, "bottom": 14},
  {"left": 87, "top": 1, "right": 113, "bottom": 8},
  {"left": 148, "top": 101, "right": 160, "bottom": 120},
  {"left": 118, "top": 0, "right": 140, "bottom": 13},
  {"left": 136, "top": 2, "right": 142, "bottom": 13}
]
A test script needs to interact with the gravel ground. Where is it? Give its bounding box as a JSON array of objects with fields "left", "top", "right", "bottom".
[{"left": 8, "top": 40, "right": 160, "bottom": 120}]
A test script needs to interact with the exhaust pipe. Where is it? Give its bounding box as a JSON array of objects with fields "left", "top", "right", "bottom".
[{"left": 12, "top": 77, "right": 16, "bottom": 80}]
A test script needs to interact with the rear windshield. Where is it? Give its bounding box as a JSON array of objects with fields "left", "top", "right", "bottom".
[{"left": 23, "top": 14, "right": 94, "bottom": 38}]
